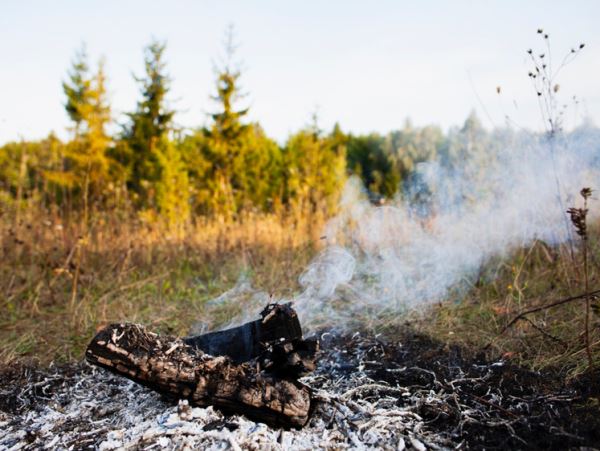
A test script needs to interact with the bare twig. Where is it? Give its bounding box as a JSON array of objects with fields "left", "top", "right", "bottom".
[
  {"left": 521, "top": 317, "right": 569, "bottom": 350},
  {"left": 483, "top": 288, "right": 600, "bottom": 350}
]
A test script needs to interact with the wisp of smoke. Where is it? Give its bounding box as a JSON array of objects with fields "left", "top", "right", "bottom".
[
  {"left": 199, "top": 127, "right": 600, "bottom": 334},
  {"left": 294, "top": 127, "right": 600, "bottom": 330}
]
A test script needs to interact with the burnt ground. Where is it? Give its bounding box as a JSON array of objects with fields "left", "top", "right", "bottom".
[
  {"left": 1, "top": 330, "right": 600, "bottom": 450},
  {"left": 315, "top": 331, "right": 600, "bottom": 449}
]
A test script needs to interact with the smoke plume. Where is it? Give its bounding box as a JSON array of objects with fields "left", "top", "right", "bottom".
[
  {"left": 199, "top": 126, "right": 600, "bottom": 333},
  {"left": 294, "top": 127, "right": 600, "bottom": 329}
]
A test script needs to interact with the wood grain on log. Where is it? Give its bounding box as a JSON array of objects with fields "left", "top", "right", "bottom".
[{"left": 86, "top": 309, "right": 316, "bottom": 427}]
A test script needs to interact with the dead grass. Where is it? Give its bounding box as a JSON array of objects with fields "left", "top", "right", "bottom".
[
  {"left": 0, "top": 208, "right": 322, "bottom": 364},
  {"left": 3, "top": 205, "right": 600, "bottom": 377},
  {"left": 419, "top": 224, "right": 600, "bottom": 378}
]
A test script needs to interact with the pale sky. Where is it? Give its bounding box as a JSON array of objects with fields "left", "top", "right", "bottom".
[{"left": 1, "top": 0, "right": 599, "bottom": 144}]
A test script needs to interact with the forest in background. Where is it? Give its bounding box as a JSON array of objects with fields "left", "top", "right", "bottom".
[{"left": 3, "top": 36, "right": 594, "bottom": 231}]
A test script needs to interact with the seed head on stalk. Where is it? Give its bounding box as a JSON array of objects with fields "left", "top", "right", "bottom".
[{"left": 567, "top": 187, "right": 593, "bottom": 370}]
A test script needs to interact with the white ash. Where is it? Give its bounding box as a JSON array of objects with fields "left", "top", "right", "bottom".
[
  {"left": 1, "top": 344, "right": 456, "bottom": 450},
  {"left": 1, "top": 369, "right": 450, "bottom": 450}
]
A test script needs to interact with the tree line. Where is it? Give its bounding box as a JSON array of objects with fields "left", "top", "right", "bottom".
[{"left": 0, "top": 36, "right": 542, "bottom": 228}]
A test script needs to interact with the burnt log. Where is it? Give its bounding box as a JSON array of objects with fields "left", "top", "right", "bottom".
[
  {"left": 184, "top": 303, "right": 317, "bottom": 378},
  {"left": 184, "top": 303, "right": 302, "bottom": 363},
  {"left": 85, "top": 304, "right": 318, "bottom": 428}
]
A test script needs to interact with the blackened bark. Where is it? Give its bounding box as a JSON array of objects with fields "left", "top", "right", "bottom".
[
  {"left": 183, "top": 303, "right": 302, "bottom": 363},
  {"left": 85, "top": 304, "right": 318, "bottom": 428}
]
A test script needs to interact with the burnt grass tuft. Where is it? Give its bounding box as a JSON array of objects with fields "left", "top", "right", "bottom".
[{"left": 0, "top": 363, "right": 83, "bottom": 416}]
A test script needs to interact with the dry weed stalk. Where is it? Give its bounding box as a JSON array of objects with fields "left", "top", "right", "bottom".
[
  {"left": 525, "top": 29, "right": 586, "bottom": 263},
  {"left": 567, "top": 187, "right": 593, "bottom": 369},
  {"left": 526, "top": 29, "right": 585, "bottom": 135}
]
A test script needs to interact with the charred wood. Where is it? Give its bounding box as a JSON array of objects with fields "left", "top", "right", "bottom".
[
  {"left": 85, "top": 304, "right": 317, "bottom": 428},
  {"left": 183, "top": 303, "right": 303, "bottom": 363},
  {"left": 184, "top": 304, "right": 317, "bottom": 378}
]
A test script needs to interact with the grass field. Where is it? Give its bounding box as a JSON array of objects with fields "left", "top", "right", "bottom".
[
  {"left": 423, "top": 229, "right": 600, "bottom": 378},
  {"left": 2, "top": 208, "right": 600, "bottom": 378},
  {"left": 0, "top": 210, "right": 322, "bottom": 363}
]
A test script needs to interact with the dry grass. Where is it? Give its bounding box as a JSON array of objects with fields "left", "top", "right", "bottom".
[
  {"left": 420, "top": 224, "right": 600, "bottom": 378},
  {"left": 3, "top": 204, "right": 600, "bottom": 377},
  {"left": 0, "top": 208, "right": 324, "bottom": 364}
]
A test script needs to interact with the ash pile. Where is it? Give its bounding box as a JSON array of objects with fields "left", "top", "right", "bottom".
[{"left": 2, "top": 313, "right": 600, "bottom": 449}]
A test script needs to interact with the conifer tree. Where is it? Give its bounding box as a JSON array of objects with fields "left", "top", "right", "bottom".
[
  {"left": 442, "top": 111, "right": 488, "bottom": 168},
  {"left": 155, "top": 138, "right": 189, "bottom": 229},
  {"left": 0, "top": 134, "right": 65, "bottom": 209},
  {"left": 119, "top": 40, "right": 190, "bottom": 226},
  {"left": 347, "top": 133, "right": 398, "bottom": 198},
  {"left": 346, "top": 121, "right": 446, "bottom": 199},
  {"left": 63, "top": 46, "right": 90, "bottom": 138},
  {"left": 283, "top": 121, "right": 347, "bottom": 215},
  {"left": 60, "top": 46, "right": 112, "bottom": 201},
  {"left": 121, "top": 39, "right": 175, "bottom": 203},
  {"left": 209, "top": 30, "right": 248, "bottom": 145},
  {"left": 203, "top": 27, "right": 248, "bottom": 216},
  {"left": 199, "top": 26, "right": 281, "bottom": 217}
]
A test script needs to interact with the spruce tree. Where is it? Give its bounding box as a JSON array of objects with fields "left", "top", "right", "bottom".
[
  {"left": 61, "top": 46, "right": 112, "bottom": 201},
  {"left": 121, "top": 39, "right": 175, "bottom": 204},
  {"left": 204, "top": 28, "right": 248, "bottom": 216},
  {"left": 155, "top": 138, "right": 189, "bottom": 230},
  {"left": 63, "top": 45, "right": 90, "bottom": 137},
  {"left": 283, "top": 123, "right": 347, "bottom": 215},
  {"left": 119, "top": 40, "right": 190, "bottom": 226},
  {"left": 199, "top": 27, "right": 281, "bottom": 217}
]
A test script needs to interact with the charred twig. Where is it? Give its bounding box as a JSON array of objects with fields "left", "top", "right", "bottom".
[{"left": 467, "top": 393, "right": 519, "bottom": 419}]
